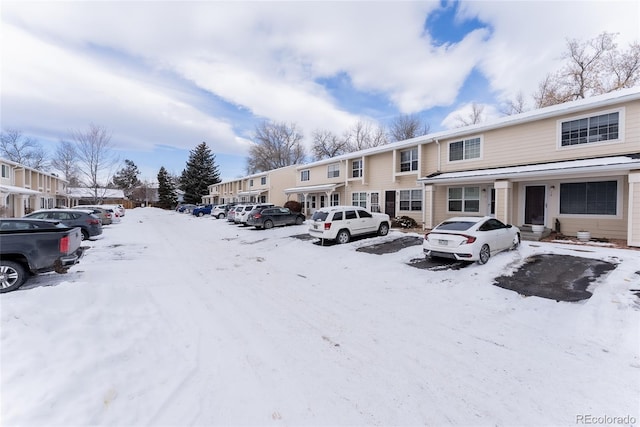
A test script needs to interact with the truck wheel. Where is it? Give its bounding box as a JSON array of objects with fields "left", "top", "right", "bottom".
[
  {"left": 378, "top": 222, "right": 389, "bottom": 236},
  {"left": 0, "top": 261, "right": 27, "bottom": 293}
]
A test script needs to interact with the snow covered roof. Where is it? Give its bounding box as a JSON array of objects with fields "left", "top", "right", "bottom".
[
  {"left": 419, "top": 154, "right": 640, "bottom": 184},
  {"left": 66, "top": 187, "right": 125, "bottom": 199},
  {"left": 284, "top": 183, "right": 344, "bottom": 194},
  {"left": 0, "top": 184, "right": 42, "bottom": 195}
]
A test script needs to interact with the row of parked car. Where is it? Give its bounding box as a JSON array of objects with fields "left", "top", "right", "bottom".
[{"left": 179, "top": 201, "right": 522, "bottom": 264}]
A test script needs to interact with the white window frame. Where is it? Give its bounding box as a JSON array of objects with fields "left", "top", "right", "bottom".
[
  {"left": 1, "top": 164, "right": 10, "bottom": 179},
  {"left": 557, "top": 177, "right": 623, "bottom": 219},
  {"left": 301, "top": 170, "right": 310, "bottom": 182},
  {"left": 330, "top": 193, "right": 340, "bottom": 206},
  {"left": 399, "top": 148, "right": 418, "bottom": 172},
  {"left": 327, "top": 163, "right": 340, "bottom": 178},
  {"left": 399, "top": 189, "right": 422, "bottom": 211},
  {"left": 557, "top": 108, "right": 624, "bottom": 149},
  {"left": 260, "top": 176, "right": 267, "bottom": 185},
  {"left": 447, "top": 186, "right": 481, "bottom": 213},
  {"left": 351, "top": 159, "right": 363, "bottom": 178},
  {"left": 448, "top": 136, "right": 482, "bottom": 163},
  {"left": 249, "top": 179, "right": 254, "bottom": 187},
  {"left": 351, "top": 192, "right": 367, "bottom": 208}
]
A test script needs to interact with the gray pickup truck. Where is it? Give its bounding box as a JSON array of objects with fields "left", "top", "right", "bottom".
[{"left": 0, "top": 218, "right": 85, "bottom": 293}]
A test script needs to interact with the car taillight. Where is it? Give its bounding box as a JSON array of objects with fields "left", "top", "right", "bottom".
[
  {"left": 254, "top": 213, "right": 262, "bottom": 219},
  {"left": 87, "top": 218, "right": 100, "bottom": 225},
  {"left": 424, "top": 232, "right": 430, "bottom": 239},
  {"left": 324, "top": 223, "right": 332, "bottom": 230},
  {"left": 60, "top": 235, "right": 70, "bottom": 253},
  {"left": 106, "top": 213, "right": 112, "bottom": 218},
  {"left": 461, "top": 235, "right": 476, "bottom": 244}
]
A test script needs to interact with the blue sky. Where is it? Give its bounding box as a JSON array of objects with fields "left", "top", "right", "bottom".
[{"left": 1, "top": 1, "right": 638, "bottom": 183}]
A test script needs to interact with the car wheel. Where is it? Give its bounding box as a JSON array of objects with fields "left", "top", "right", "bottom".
[
  {"left": 512, "top": 233, "right": 521, "bottom": 249},
  {"left": 198, "top": 212, "right": 204, "bottom": 217},
  {"left": 378, "top": 222, "right": 389, "bottom": 236},
  {"left": 478, "top": 244, "right": 490, "bottom": 264},
  {"left": 336, "top": 229, "right": 350, "bottom": 244},
  {"left": 81, "top": 229, "right": 90, "bottom": 241},
  {"left": 217, "top": 213, "right": 226, "bottom": 219},
  {"left": 264, "top": 220, "right": 274, "bottom": 229},
  {"left": 0, "top": 260, "right": 27, "bottom": 293},
  {"left": 295, "top": 216, "right": 304, "bottom": 225}
]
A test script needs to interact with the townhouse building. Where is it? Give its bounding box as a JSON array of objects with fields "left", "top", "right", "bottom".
[
  {"left": 205, "top": 165, "right": 297, "bottom": 206},
  {"left": 0, "top": 158, "right": 69, "bottom": 217},
  {"left": 205, "top": 88, "right": 640, "bottom": 247}
]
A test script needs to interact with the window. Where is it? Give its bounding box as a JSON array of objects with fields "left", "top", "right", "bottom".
[
  {"left": 400, "top": 148, "right": 418, "bottom": 172},
  {"left": 352, "top": 192, "right": 367, "bottom": 208},
  {"left": 327, "top": 163, "right": 340, "bottom": 178},
  {"left": 449, "top": 137, "right": 481, "bottom": 161},
  {"left": 330, "top": 193, "right": 340, "bottom": 206},
  {"left": 560, "top": 181, "right": 617, "bottom": 215},
  {"left": 448, "top": 187, "right": 480, "bottom": 213},
  {"left": 345, "top": 210, "right": 357, "bottom": 220},
  {"left": 249, "top": 179, "right": 254, "bottom": 187},
  {"left": 352, "top": 159, "right": 362, "bottom": 178},
  {"left": 301, "top": 170, "right": 310, "bottom": 181},
  {"left": 358, "top": 210, "right": 372, "bottom": 219},
  {"left": 561, "top": 112, "right": 619, "bottom": 146},
  {"left": 261, "top": 176, "right": 266, "bottom": 185},
  {"left": 1, "top": 164, "right": 9, "bottom": 178},
  {"left": 399, "top": 189, "right": 422, "bottom": 211}
]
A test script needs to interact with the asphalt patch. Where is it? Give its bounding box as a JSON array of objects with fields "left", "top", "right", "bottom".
[
  {"left": 493, "top": 254, "right": 616, "bottom": 302},
  {"left": 407, "top": 256, "right": 471, "bottom": 271},
  {"left": 356, "top": 236, "right": 423, "bottom": 254}
]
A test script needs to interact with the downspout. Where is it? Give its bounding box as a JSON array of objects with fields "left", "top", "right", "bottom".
[{"left": 435, "top": 139, "right": 441, "bottom": 172}]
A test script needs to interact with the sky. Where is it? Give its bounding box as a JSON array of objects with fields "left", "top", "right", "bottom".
[
  {"left": 1, "top": 207, "right": 639, "bottom": 425},
  {"left": 1, "top": 1, "right": 639, "bottom": 182}
]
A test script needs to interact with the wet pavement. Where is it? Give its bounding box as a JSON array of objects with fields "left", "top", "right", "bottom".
[{"left": 493, "top": 254, "right": 617, "bottom": 301}]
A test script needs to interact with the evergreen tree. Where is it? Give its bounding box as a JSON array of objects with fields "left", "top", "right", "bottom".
[
  {"left": 157, "top": 166, "right": 178, "bottom": 209},
  {"left": 180, "top": 142, "right": 220, "bottom": 204},
  {"left": 112, "top": 159, "right": 142, "bottom": 199}
]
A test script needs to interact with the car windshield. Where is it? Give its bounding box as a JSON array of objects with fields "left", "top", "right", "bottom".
[
  {"left": 312, "top": 211, "right": 328, "bottom": 221},
  {"left": 436, "top": 221, "right": 476, "bottom": 231}
]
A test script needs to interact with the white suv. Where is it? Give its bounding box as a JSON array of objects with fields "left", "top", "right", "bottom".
[{"left": 308, "top": 205, "right": 390, "bottom": 244}]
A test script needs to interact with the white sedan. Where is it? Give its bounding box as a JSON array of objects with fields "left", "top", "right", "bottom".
[{"left": 423, "top": 216, "right": 520, "bottom": 264}]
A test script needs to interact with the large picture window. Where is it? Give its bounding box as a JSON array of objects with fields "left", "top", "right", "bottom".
[
  {"left": 448, "top": 187, "right": 480, "bottom": 212},
  {"left": 449, "top": 137, "right": 481, "bottom": 161},
  {"left": 399, "top": 189, "right": 422, "bottom": 211},
  {"left": 561, "top": 112, "right": 619, "bottom": 146},
  {"left": 400, "top": 148, "right": 418, "bottom": 172},
  {"left": 560, "top": 181, "right": 617, "bottom": 215}
]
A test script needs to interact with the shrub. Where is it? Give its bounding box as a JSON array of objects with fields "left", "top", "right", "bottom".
[
  {"left": 284, "top": 200, "right": 302, "bottom": 213},
  {"left": 392, "top": 216, "right": 418, "bottom": 229}
]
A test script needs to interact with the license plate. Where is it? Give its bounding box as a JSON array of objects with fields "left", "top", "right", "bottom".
[
  {"left": 438, "top": 239, "right": 448, "bottom": 246},
  {"left": 313, "top": 224, "right": 318, "bottom": 229}
]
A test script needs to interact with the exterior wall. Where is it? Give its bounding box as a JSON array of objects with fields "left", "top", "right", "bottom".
[
  {"left": 436, "top": 100, "right": 639, "bottom": 173},
  {"left": 627, "top": 171, "right": 640, "bottom": 246}
]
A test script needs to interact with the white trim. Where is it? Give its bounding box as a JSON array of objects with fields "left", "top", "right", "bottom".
[
  {"left": 556, "top": 177, "right": 624, "bottom": 220},
  {"left": 446, "top": 135, "right": 483, "bottom": 164}
]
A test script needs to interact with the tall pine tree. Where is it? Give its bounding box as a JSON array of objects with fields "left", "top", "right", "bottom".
[
  {"left": 112, "top": 159, "right": 141, "bottom": 199},
  {"left": 157, "top": 166, "right": 178, "bottom": 209},
  {"left": 180, "top": 142, "right": 220, "bottom": 204}
]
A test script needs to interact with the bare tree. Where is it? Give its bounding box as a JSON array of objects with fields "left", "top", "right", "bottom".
[
  {"left": 311, "top": 129, "right": 350, "bottom": 161},
  {"left": 342, "top": 120, "right": 388, "bottom": 151},
  {"left": 453, "top": 102, "right": 485, "bottom": 127},
  {"left": 71, "top": 124, "right": 119, "bottom": 203},
  {"left": 0, "top": 129, "right": 48, "bottom": 169},
  {"left": 387, "top": 114, "right": 430, "bottom": 142},
  {"left": 246, "top": 121, "right": 306, "bottom": 174},
  {"left": 500, "top": 91, "right": 527, "bottom": 116},
  {"left": 601, "top": 40, "right": 640, "bottom": 92},
  {"left": 51, "top": 139, "right": 80, "bottom": 185}
]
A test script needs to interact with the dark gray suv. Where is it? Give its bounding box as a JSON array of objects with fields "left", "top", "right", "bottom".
[{"left": 25, "top": 209, "right": 103, "bottom": 240}]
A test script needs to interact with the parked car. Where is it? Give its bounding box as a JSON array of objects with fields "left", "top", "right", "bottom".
[
  {"left": 227, "top": 205, "right": 244, "bottom": 223},
  {"left": 192, "top": 204, "right": 214, "bottom": 217},
  {"left": 247, "top": 206, "right": 306, "bottom": 229},
  {"left": 308, "top": 205, "right": 390, "bottom": 244},
  {"left": 0, "top": 218, "right": 85, "bottom": 293},
  {"left": 423, "top": 216, "right": 520, "bottom": 264},
  {"left": 72, "top": 206, "right": 112, "bottom": 225},
  {"left": 234, "top": 203, "right": 275, "bottom": 225},
  {"left": 177, "top": 204, "right": 197, "bottom": 213},
  {"left": 211, "top": 203, "right": 236, "bottom": 219},
  {"left": 24, "top": 209, "right": 103, "bottom": 240}
]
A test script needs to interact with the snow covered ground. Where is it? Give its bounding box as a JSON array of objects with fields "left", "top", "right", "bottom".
[{"left": 1, "top": 207, "right": 639, "bottom": 426}]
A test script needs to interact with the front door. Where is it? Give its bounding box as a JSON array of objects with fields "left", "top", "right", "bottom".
[
  {"left": 385, "top": 191, "right": 395, "bottom": 218},
  {"left": 370, "top": 192, "right": 380, "bottom": 213},
  {"left": 524, "top": 185, "right": 546, "bottom": 225}
]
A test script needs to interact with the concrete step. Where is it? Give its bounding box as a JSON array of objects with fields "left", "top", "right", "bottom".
[{"left": 519, "top": 226, "right": 552, "bottom": 241}]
